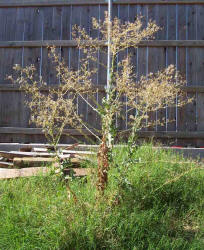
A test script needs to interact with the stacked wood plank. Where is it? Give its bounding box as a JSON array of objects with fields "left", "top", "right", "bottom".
[{"left": 0, "top": 144, "right": 95, "bottom": 180}]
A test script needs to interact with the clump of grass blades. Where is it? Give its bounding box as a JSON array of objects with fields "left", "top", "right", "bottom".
[{"left": 0, "top": 144, "right": 204, "bottom": 249}]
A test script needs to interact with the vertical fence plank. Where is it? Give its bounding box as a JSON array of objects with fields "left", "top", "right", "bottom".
[
  {"left": 0, "top": 91, "right": 22, "bottom": 127},
  {"left": 77, "top": 5, "right": 91, "bottom": 127},
  {"left": 157, "top": 4, "right": 167, "bottom": 40},
  {"left": 65, "top": 5, "right": 81, "bottom": 131},
  {"left": 0, "top": 8, "right": 27, "bottom": 129},
  {"left": 97, "top": 5, "right": 107, "bottom": 130},
  {"left": 86, "top": 5, "right": 100, "bottom": 133},
  {"left": 60, "top": 5, "right": 74, "bottom": 130},
  {"left": 196, "top": 5, "right": 204, "bottom": 146},
  {"left": 22, "top": 7, "right": 43, "bottom": 129},
  {"left": 23, "top": 7, "right": 42, "bottom": 73},
  {"left": 61, "top": 6, "right": 71, "bottom": 69},
  {"left": 0, "top": 8, "right": 23, "bottom": 84},
  {"left": 98, "top": 4, "right": 107, "bottom": 85},
  {"left": 166, "top": 5, "right": 176, "bottom": 132},
  {"left": 69, "top": 5, "right": 81, "bottom": 122},
  {"left": 137, "top": 5, "right": 148, "bottom": 131},
  {"left": 23, "top": 7, "right": 43, "bottom": 41},
  {"left": 61, "top": 6, "right": 71, "bottom": 40},
  {"left": 156, "top": 4, "right": 167, "bottom": 131},
  {"left": 0, "top": 8, "right": 19, "bottom": 41},
  {"left": 43, "top": 7, "right": 62, "bottom": 40},
  {"left": 147, "top": 4, "right": 157, "bottom": 131},
  {"left": 116, "top": 4, "right": 129, "bottom": 130},
  {"left": 127, "top": 4, "right": 138, "bottom": 129},
  {"left": 148, "top": 4, "right": 167, "bottom": 132},
  {"left": 177, "top": 4, "right": 187, "bottom": 133},
  {"left": 186, "top": 4, "right": 197, "bottom": 134},
  {"left": 41, "top": 7, "right": 62, "bottom": 85}
]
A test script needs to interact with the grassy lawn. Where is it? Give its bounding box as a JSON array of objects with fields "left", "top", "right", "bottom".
[{"left": 0, "top": 145, "right": 204, "bottom": 249}]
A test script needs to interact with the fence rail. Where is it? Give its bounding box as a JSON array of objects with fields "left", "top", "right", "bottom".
[
  {"left": 0, "top": 0, "right": 204, "bottom": 7},
  {"left": 1, "top": 126, "right": 204, "bottom": 147},
  {"left": 0, "top": 40, "right": 204, "bottom": 48},
  {"left": 1, "top": 84, "right": 204, "bottom": 93},
  {"left": 1, "top": 127, "right": 204, "bottom": 139}
]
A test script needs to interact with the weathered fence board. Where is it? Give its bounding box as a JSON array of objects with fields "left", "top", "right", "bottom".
[
  {"left": 1, "top": 40, "right": 204, "bottom": 48},
  {"left": 0, "top": 1, "right": 204, "bottom": 146},
  {"left": 0, "top": 1, "right": 204, "bottom": 8},
  {"left": 196, "top": 5, "right": 204, "bottom": 147}
]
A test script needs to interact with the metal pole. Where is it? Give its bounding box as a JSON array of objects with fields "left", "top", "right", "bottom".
[
  {"left": 106, "top": 0, "right": 113, "bottom": 148},
  {"left": 107, "top": 0, "right": 112, "bottom": 100}
]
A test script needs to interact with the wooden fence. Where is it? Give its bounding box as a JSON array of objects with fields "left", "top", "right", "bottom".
[{"left": 0, "top": 0, "right": 204, "bottom": 145}]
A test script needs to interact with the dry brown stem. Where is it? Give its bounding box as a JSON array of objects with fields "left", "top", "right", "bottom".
[{"left": 97, "top": 135, "right": 109, "bottom": 194}]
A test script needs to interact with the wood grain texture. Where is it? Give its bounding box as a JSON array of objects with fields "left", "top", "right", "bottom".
[
  {"left": 87, "top": 5, "right": 100, "bottom": 129},
  {"left": 196, "top": 5, "right": 204, "bottom": 147},
  {"left": 1, "top": 40, "right": 204, "bottom": 48},
  {"left": 0, "top": 167, "right": 90, "bottom": 179},
  {"left": 136, "top": 4, "right": 148, "bottom": 131},
  {"left": 77, "top": 5, "right": 90, "bottom": 125},
  {"left": 166, "top": 5, "right": 177, "bottom": 132},
  {"left": 0, "top": 2, "right": 203, "bottom": 146},
  {"left": 126, "top": 4, "right": 138, "bottom": 129},
  {"left": 147, "top": 4, "right": 158, "bottom": 131},
  {"left": 1, "top": 84, "right": 204, "bottom": 92},
  {"left": 1, "top": 127, "right": 204, "bottom": 139},
  {"left": 186, "top": 4, "right": 197, "bottom": 132},
  {"left": 0, "top": 127, "right": 101, "bottom": 136},
  {"left": 177, "top": 4, "right": 187, "bottom": 132},
  {"left": 0, "top": 167, "right": 48, "bottom": 179},
  {"left": 0, "top": 1, "right": 204, "bottom": 8},
  {"left": 41, "top": 7, "right": 62, "bottom": 85},
  {"left": 116, "top": 4, "right": 129, "bottom": 130},
  {"left": 0, "top": 161, "right": 13, "bottom": 168}
]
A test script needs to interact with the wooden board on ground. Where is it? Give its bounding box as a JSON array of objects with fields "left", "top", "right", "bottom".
[
  {"left": 0, "top": 143, "right": 99, "bottom": 152},
  {"left": 13, "top": 157, "right": 55, "bottom": 168},
  {"left": 13, "top": 157, "right": 83, "bottom": 168},
  {"left": 61, "top": 150, "right": 95, "bottom": 155},
  {"left": 63, "top": 168, "right": 92, "bottom": 177},
  {"left": 30, "top": 144, "right": 80, "bottom": 152},
  {"left": 0, "top": 150, "right": 93, "bottom": 160},
  {"left": 0, "top": 151, "right": 56, "bottom": 159},
  {"left": 0, "top": 167, "right": 91, "bottom": 180},
  {"left": 0, "top": 167, "right": 48, "bottom": 179},
  {"left": 0, "top": 161, "right": 14, "bottom": 168},
  {"left": 20, "top": 147, "right": 33, "bottom": 152},
  {"left": 32, "top": 147, "right": 48, "bottom": 152},
  {"left": 31, "top": 148, "right": 96, "bottom": 156}
]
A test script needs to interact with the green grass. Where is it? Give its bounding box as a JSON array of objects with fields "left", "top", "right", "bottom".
[{"left": 0, "top": 144, "right": 204, "bottom": 249}]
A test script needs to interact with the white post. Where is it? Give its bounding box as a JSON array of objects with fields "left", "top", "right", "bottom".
[
  {"left": 107, "top": 0, "right": 113, "bottom": 148},
  {"left": 107, "top": 0, "right": 112, "bottom": 100}
]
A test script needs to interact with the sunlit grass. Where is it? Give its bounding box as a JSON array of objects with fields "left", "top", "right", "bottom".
[{"left": 0, "top": 144, "right": 204, "bottom": 249}]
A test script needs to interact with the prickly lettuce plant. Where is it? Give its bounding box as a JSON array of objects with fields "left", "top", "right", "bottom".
[
  {"left": 10, "top": 12, "right": 192, "bottom": 194},
  {"left": 73, "top": 13, "right": 191, "bottom": 192}
]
